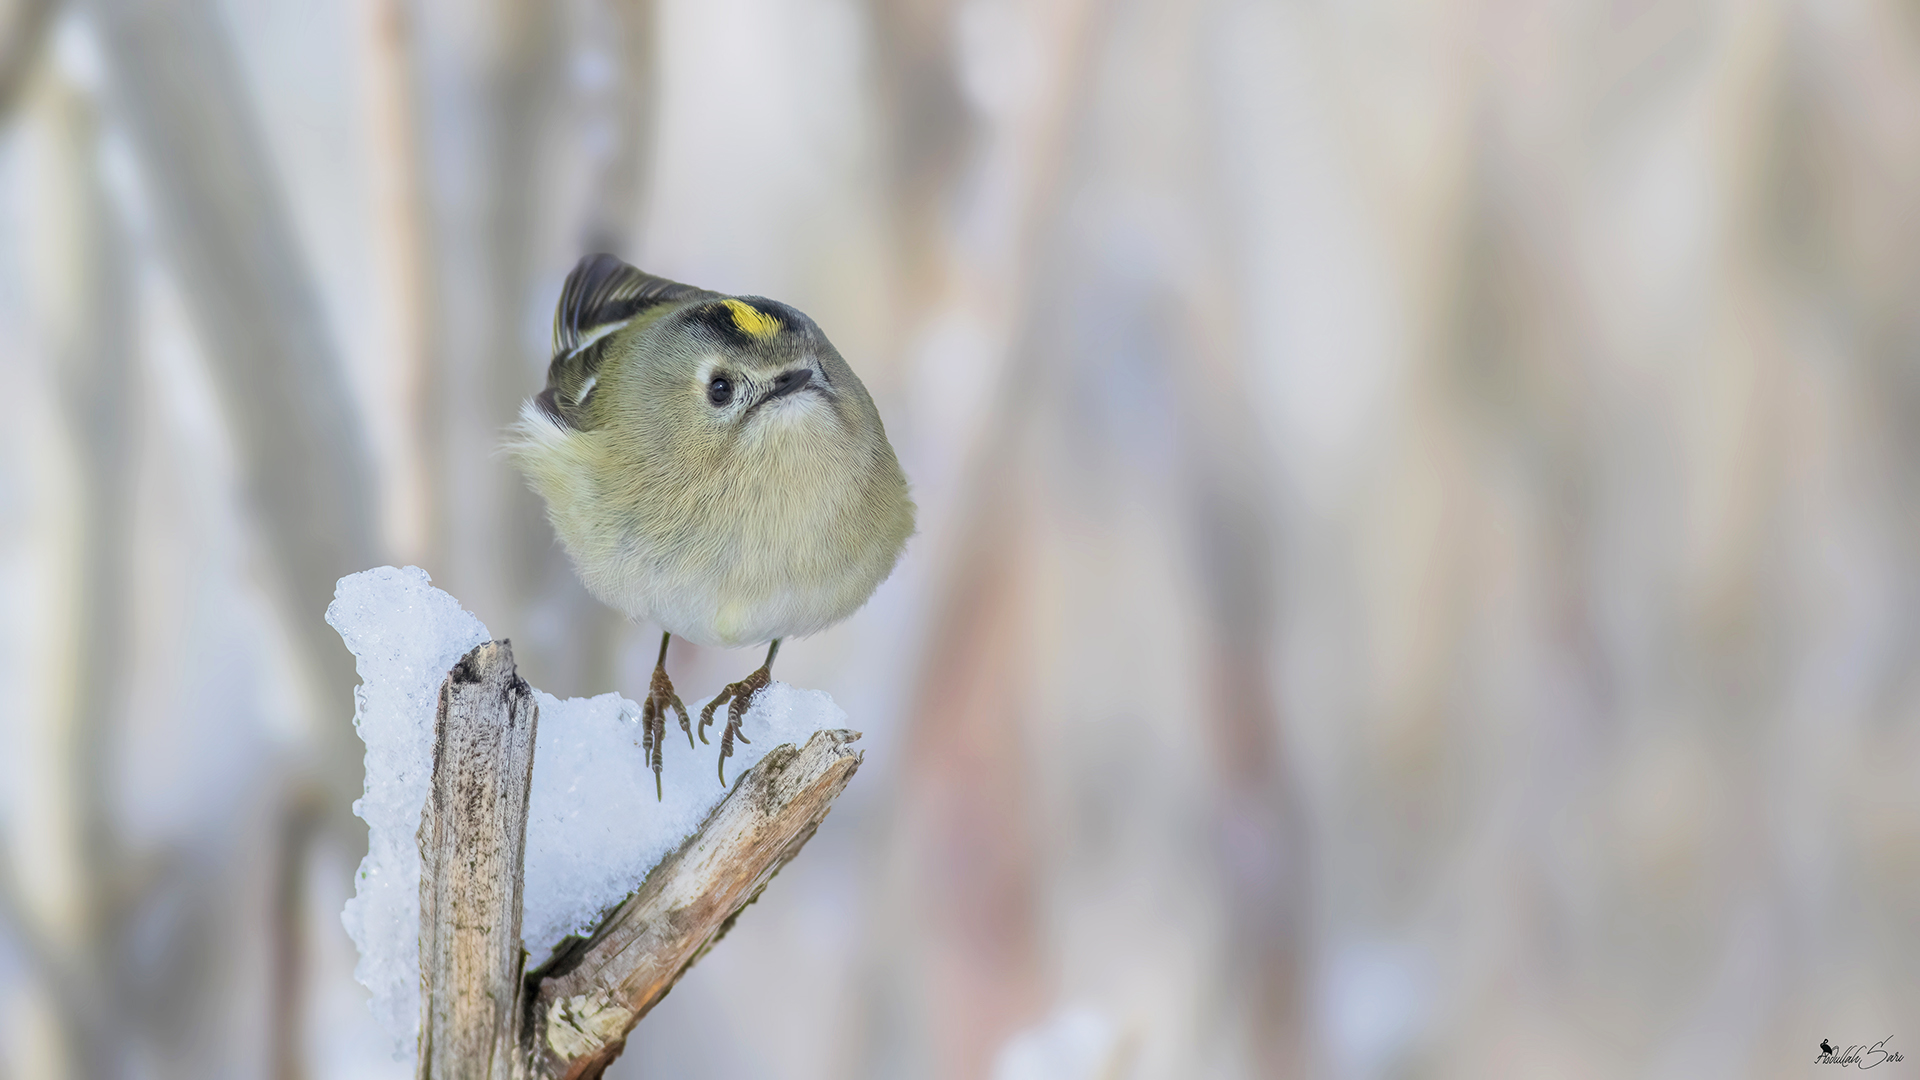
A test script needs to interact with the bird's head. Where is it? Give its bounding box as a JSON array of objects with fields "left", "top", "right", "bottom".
[
  {"left": 613, "top": 292, "right": 879, "bottom": 480},
  {"left": 528, "top": 255, "right": 884, "bottom": 482},
  {"left": 667, "top": 296, "right": 844, "bottom": 442}
]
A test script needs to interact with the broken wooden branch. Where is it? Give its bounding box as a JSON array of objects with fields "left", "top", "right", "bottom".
[
  {"left": 413, "top": 641, "right": 863, "bottom": 1079},
  {"left": 521, "top": 727, "right": 864, "bottom": 1078},
  {"left": 417, "top": 640, "right": 539, "bottom": 1080}
]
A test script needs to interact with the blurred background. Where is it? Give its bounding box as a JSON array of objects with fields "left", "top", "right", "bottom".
[{"left": 1, "top": 0, "right": 1917, "bottom": 1077}]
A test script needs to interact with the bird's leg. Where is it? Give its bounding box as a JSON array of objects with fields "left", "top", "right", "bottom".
[
  {"left": 699, "top": 639, "right": 780, "bottom": 786},
  {"left": 639, "top": 631, "right": 692, "bottom": 800}
]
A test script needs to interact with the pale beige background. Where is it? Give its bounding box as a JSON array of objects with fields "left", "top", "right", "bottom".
[{"left": 0, "top": 1, "right": 1915, "bottom": 1077}]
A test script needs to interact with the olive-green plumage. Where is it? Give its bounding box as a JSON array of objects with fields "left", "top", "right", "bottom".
[{"left": 506, "top": 254, "right": 915, "bottom": 652}]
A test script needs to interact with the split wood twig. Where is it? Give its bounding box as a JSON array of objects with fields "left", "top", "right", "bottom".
[
  {"left": 417, "top": 641, "right": 538, "bottom": 1080},
  {"left": 414, "top": 640, "right": 863, "bottom": 1079}
]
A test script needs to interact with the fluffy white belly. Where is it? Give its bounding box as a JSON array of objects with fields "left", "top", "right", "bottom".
[
  {"left": 513, "top": 402, "right": 907, "bottom": 650},
  {"left": 575, "top": 542, "right": 876, "bottom": 648},
  {"left": 561, "top": 490, "right": 890, "bottom": 650}
]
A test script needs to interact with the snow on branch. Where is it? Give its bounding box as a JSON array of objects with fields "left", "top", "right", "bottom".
[
  {"left": 328, "top": 567, "right": 861, "bottom": 1077},
  {"left": 523, "top": 727, "right": 862, "bottom": 1077}
]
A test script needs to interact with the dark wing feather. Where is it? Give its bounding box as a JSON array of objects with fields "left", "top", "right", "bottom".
[{"left": 539, "top": 254, "right": 716, "bottom": 429}]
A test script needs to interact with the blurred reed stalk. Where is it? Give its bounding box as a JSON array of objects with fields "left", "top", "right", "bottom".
[
  {"left": 864, "top": 0, "right": 974, "bottom": 338},
  {"left": 44, "top": 68, "right": 132, "bottom": 1080},
  {"left": 448, "top": 0, "right": 633, "bottom": 700},
  {"left": 475, "top": 0, "right": 563, "bottom": 630},
  {"left": 83, "top": 0, "right": 387, "bottom": 1074},
  {"left": 85, "top": 0, "right": 381, "bottom": 806},
  {"left": 862, "top": 1, "right": 1315, "bottom": 1072},
  {"left": 861, "top": 1, "right": 1121, "bottom": 1075},
  {"left": 579, "top": 0, "right": 656, "bottom": 255},
  {"left": 1176, "top": 6, "right": 1312, "bottom": 1073},
  {"left": 361, "top": 0, "right": 442, "bottom": 568},
  {"left": 1, "top": 56, "right": 131, "bottom": 1080},
  {"left": 0, "top": 0, "right": 56, "bottom": 114}
]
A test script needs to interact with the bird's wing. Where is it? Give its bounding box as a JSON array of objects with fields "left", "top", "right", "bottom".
[{"left": 538, "top": 254, "right": 718, "bottom": 429}]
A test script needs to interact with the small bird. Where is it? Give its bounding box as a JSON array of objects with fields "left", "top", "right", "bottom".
[{"left": 507, "top": 254, "right": 914, "bottom": 792}]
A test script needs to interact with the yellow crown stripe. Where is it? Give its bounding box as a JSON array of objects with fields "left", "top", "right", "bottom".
[{"left": 721, "top": 298, "right": 781, "bottom": 340}]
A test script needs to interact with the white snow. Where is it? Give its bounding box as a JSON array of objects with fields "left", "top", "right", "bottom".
[
  {"left": 327, "top": 566, "right": 487, "bottom": 1058},
  {"left": 520, "top": 679, "right": 840, "bottom": 961},
  {"left": 328, "top": 566, "right": 842, "bottom": 1059},
  {"left": 992, "top": 1004, "right": 1119, "bottom": 1080}
]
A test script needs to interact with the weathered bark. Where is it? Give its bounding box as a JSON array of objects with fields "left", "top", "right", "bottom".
[
  {"left": 417, "top": 641, "right": 539, "bottom": 1080},
  {"left": 520, "top": 729, "right": 863, "bottom": 1079},
  {"left": 409, "top": 644, "right": 862, "bottom": 1078}
]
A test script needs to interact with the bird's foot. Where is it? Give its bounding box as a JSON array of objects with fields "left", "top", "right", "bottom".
[
  {"left": 698, "top": 663, "right": 773, "bottom": 786},
  {"left": 638, "top": 661, "right": 692, "bottom": 800}
]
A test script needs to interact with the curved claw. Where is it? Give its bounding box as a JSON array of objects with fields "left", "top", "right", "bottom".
[
  {"left": 730, "top": 692, "right": 753, "bottom": 745},
  {"left": 710, "top": 666, "right": 772, "bottom": 786},
  {"left": 698, "top": 687, "right": 732, "bottom": 745},
  {"left": 643, "top": 661, "right": 689, "bottom": 800},
  {"left": 672, "top": 694, "right": 694, "bottom": 749},
  {"left": 637, "top": 693, "right": 665, "bottom": 802}
]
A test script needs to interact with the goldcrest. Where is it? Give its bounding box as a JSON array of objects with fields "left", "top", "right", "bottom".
[{"left": 507, "top": 254, "right": 914, "bottom": 789}]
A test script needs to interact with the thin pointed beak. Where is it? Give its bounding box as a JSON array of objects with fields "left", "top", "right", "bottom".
[
  {"left": 766, "top": 368, "right": 812, "bottom": 400},
  {"left": 745, "top": 367, "right": 824, "bottom": 418}
]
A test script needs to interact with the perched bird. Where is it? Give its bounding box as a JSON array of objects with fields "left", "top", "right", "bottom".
[{"left": 507, "top": 254, "right": 914, "bottom": 791}]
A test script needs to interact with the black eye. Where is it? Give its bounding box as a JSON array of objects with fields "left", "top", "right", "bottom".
[{"left": 707, "top": 375, "right": 733, "bottom": 406}]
